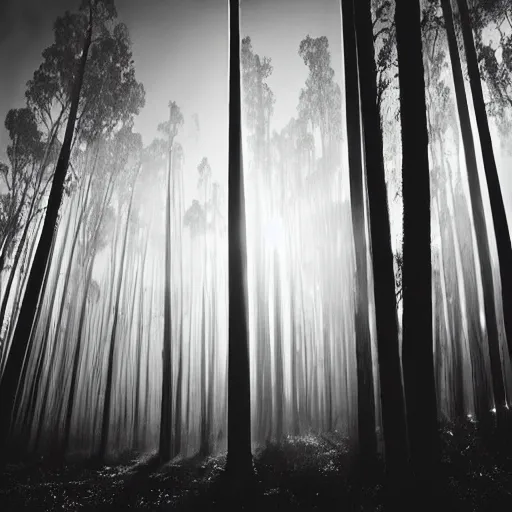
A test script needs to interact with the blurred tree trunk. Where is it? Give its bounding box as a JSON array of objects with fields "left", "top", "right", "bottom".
[
  {"left": 99, "top": 169, "right": 139, "bottom": 462},
  {"left": 274, "top": 250, "right": 285, "bottom": 441}
]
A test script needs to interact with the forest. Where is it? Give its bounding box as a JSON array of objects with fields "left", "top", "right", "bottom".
[{"left": 1, "top": 0, "right": 512, "bottom": 510}]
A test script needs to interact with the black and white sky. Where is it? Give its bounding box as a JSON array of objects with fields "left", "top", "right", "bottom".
[{"left": 0, "top": 0, "right": 343, "bottom": 181}]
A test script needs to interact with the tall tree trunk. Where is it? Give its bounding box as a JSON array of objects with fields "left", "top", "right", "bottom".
[
  {"left": 353, "top": 0, "right": 408, "bottom": 485},
  {"left": 142, "top": 271, "right": 155, "bottom": 447},
  {"left": 226, "top": 0, "right": 252, "bottom": 476},
  {"left": 274, "top": 250, "right": 284, "bottom": 441},
  {"left": 98, "top": 169, "right": 139, "bottom": 461},
  {"left": 442, "top": 0, "right": 507, "bottom": 426},
  {"left": 160, "top": 103, "right": 175, "bottom": 462},
  {"left": 133, "top": 227, "right": 150, "bottom": 450},
  {"left": 0, "top": 193, "right": 44, "bottom": 350},
  {"left": 396, "top": 0, "right": 439, "bottom": 488},
  {"left": 452, "top": 174, "right": 492, "bottom": 423},
  {"left": 456, "top": 0, "right": 512, "bottom": 364},
  {"left": 16, "top": 209, "right": 73, "bottom": 453},
  {"left": 0, "top": 212, "right": 43, "bottom": 373},
  {"left": 62, "top": 249, "right": 97, "bottom": 455},
  {"left": 290, "top": 280, "right": 300, "bottom": 436},
  {"left": 0, "top": 6, "right": 93, "bottom": 457},
  {"left": 199, "top": 287, "right": 209, "bottom": 455},
  {"left": 341, "top": 0, "right": 377, "bottom": 467}
]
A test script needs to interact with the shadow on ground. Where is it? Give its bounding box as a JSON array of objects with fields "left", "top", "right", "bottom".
[{"left": 1, "top": 419, "right": 512, "bottom": 511}]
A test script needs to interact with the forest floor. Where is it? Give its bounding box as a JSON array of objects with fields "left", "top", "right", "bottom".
[{"left": 1, "top": 419, "right": 512, "bottom": 511}]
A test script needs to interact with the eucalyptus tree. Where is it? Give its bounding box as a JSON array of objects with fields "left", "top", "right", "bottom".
[
  {"left": 197, "top": 157, "right": 212, "bottom": 456},
  {"left": 241, "top": 37, "right": 275, "bottom": 172},
  {"left": 241, "top": 37, "right": 275, "bottom": 444},
  {"left": 63, "top": 130, "right": 142, "bottom": 455},
  {"left": 455, "top": 0, "right": 512, "bottom": 372},
  {"left": 98, "top": 137, "right": 143, "bottom": 461},
  {"left": 353, "top": 0, "right": 408, "bottom": 486},
  {"left": 0, "top": 109, "right": 47, "bottom": 352},
  {"left": 0, "top": 1, "right": 95, "bottom": 454},
  {"left": 372, "top": 0, "right": 397, "bottom": 114},
  {"left": 159, "top": 100, "right": 184, "bottom": 462},
  {"left": 207, "top": 181, "right": 223, "bottom": 451},
  {"left": 226, "top": 0, "right": 252, "bottom": 477},
  {"left": 298, "top": 35, "right": 342, "bottom": 171},
  {"left": 0, "top": 0, "right": 145, "bottom": 457},
  {"left": 396, "top": 0, "right": 439, "bottom": 489},
  {"left": 0, "top": 109, "right": 44, "bottom": 275},
  {"left": 341, "top": 0, "right": 377, "bottom": 467},
  {"left": 440, "top": 0, "right": 508, "bottom": 428}
]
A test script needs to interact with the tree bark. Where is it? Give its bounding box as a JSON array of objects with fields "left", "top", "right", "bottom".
[
  {"left": 225, "top": 0, "right": 252, "bottom": 477},
  {"left": 353, "top": 0, "right": 409, "bottom": 485},
  {"left": 341, "top": 0, "right": 377, "bottom": 467},
  {"left": 397, "top": 0, "right": 439, "bottom": 489}
]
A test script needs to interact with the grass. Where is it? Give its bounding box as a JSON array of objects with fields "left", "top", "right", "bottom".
[{"left": 1, "top": 419, "right": 512, "bottom": 511}]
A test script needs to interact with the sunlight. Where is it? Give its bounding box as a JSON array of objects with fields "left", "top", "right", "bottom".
[{"left": 263, "top": 215, "right": 286, "bottom": 250}]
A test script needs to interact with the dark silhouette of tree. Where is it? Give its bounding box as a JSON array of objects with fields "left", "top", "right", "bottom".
[
  {"left": 341, "top": 0, "right": 377, "bottom": 469},
  {"left": 0, "top": 1, "right": 96, "bottom": 458},
  {"left": 456, "top": 0, "right": 512, "bottom": 372},
  {"left": 0, "top": 0, "right": 145, "bottom": 460},
  {"left": 440, "top": 0, "right": 508, "bottom": 430},
  {"left": 353, "top": 0, "right": 408, "bottom": 489},
  {"left": 225, "top": 0, "right": 252, "bottom": 477},
  {"left": 396, "top": 0, "right": 439, "bottom": 492}
]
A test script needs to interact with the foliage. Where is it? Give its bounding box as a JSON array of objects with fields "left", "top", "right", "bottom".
[
  {"left": 197, "top": 157, "right": 212, "bottom": 192},
  {"left": 241, "top": 37, "right": 275, "bottom": 169},
  {"left": 184, "top": 200, "right": 206, "bottom": 238},
  {"left": 297, "top": 35, "right": 341, "bottom": 151},
  {"left": 0, "top": 108, "right": 46, "bottom": 269},
  {"left": 25, "top": 3, "right": 145, "bottom": 148},
  {"left": 158, "top": 101, "right": 184, "bottom": 147}
]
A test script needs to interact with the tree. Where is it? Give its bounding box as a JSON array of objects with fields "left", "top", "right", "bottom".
[
  {"left": 197, "top": 157, "right": 212, "bottom": 456},
  {"left": 341, "top": 0, "right": 377, "bottom": 468},
  {"left": 0, "top": 109, "right": 44, "bottom": 274},
  {"left": 240, "top": 37, "right": 275, "bottom": 445},
  {"left": 241, "top": 37, "right": 274, "bottom": 172},
  {"left": 456, "top": 0, "right": 512, "bottom": 374},
  {"left": 98, "top": 154, "right": 142, "bottom": 461},
  {"left": 372, "top": 0, "right": 397, "bottom": 113},
  {"left": 225, "top": 0, "right": 252, "bottom": 477},
  {"left": 0, "top": 1, "right": 95, "bottom": 457},
  {"left": 160, "top": 100, "right": 184, "bottom": 462},
  {"left": 353, "top": 0, "right": 409, "bottom": 488},
  {"left": 396, "top": 0, "right": 439, "bottom": 490},
  {"left": 440, "top": 0, "right": 508, "bottom": 431},
  {"left": 298, "top": 35, "right": 341, "bottom": 172},
  {"left": 0, "top": 0, "right": 144, "bottom": 458}
]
